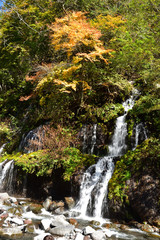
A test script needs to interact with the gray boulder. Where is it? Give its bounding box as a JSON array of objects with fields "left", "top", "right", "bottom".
[
  {"left": 49, "top": 224, "right": 75, "bottom": 236},
  {"left": 91, "top": 230, "right": 107, "bottom": 240}
]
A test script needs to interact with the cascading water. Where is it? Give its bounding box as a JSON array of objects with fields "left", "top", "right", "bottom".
[
  {"left": 0, "top": 160, "right": 15, "bottom": 193},
  {"left": 18, "top": 125, "right": 43, "bottom": 153},
  {"left": 133, "top": 122, "right": 148, "bottom": 150},
  {"left": 74, "top": 90, "right": 139, "bottom": 219},
  {"left": 81, "top": 124, "right": 97, "bottom": 155}
]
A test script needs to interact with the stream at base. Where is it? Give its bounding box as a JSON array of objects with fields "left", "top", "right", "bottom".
[{"left": 0, "top": 195, "right": 160, "bottom": 240}]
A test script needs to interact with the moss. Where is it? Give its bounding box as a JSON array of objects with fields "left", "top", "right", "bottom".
[
  {"left": 108, "top": 138, "right": 160, "bottom": 203},
  {"left": 0, "top": 147, "right": 97, "bottom": 181}
]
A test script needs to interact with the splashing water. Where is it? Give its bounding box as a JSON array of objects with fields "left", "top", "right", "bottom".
[{"left": 74, "top": 91, "right": 139, "bottom": 219}]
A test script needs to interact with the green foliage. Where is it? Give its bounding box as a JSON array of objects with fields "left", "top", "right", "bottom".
[
  {"left": 0, "top": 121, "right": 13, "bottom": 143},
  {"left": 108, "top": 138, "right": 160, "bottom": 203},
  {"left": 0, "top": 147, "right": 96, "bottom": 180}
]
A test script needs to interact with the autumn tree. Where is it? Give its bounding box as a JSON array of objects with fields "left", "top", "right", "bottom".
[{"left": 32, "top": 11, "right": 114, "bottom": 113}]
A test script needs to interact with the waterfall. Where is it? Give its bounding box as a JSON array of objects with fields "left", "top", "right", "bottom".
[
  {"left": 90, "top": 124, "right": 97, "bottom": 155},
  {"left": 133, "top": 123, "right": 148, "bottom": 149},
  {"left": 19, "top": 125, "right": 43, "bottom": 153},
  {"left": 74, "top": 91, "right": 139, "bottom": 219},
  {"left": 0, "top": 144, "right": 6, "bottom": 155},
  {"left": 0, "top": 160, "right": 15, "bottom": 193},
  {"left": 81, "top": 124, "right": 97, "bottom": 155}
]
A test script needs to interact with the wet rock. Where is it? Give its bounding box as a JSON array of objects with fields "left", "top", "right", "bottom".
[
  {"left": 90, "top": 220, "right": 100, "bottom": 226},
  {"left": 69, "top": 218, "right": 78, "bottom": 227},
  {"left": 54, "top": 207, "right": 64, "bottom": 214},
  {"left": 49, "top": 201, "right": 64, "bottom": 211},
  {"left": 91, "top": 230, "right": 107, "bottom": 240},
  {"left": 9, "top": 197, "right": 18, "bottom": 204},
  {"left": 51, "top": 215, "right": 69, "bottom": 227},
  {"left": 120, "top": 224, "right": 130, "bottom": 230},
  {"left": 75, "top": 232, "right": 84, "bottom": 240},
  {"left": 30, "top": 203, "right": 43, "bottom": 214},
  {"left": 6, "top": 216, "right": 24, "bottom": 225},
  {"left": 43, "top": 196, "right": 52, "bottom": 211},
  {"left": 43, "top": 235, "right": 55, "bottom": 240},
  {"left": 128, "top": 220, "right": 142, "bottom": 229},
  {"left": 65, "top": 197, "right": 75, "bottom": 209},
  {"left": 49, "top": 224, "right": 75, "bottom": 236},
  {"left": 84, "top": 236, "right": 92, "bottom": 240},
  {"left": 141, "top": 223, "right": 154, "bottom": 233},
  {"left": 34, "top": 233, "right": 51, "bottom": 240},
  {"left": 102, "top": 223, "right": 110, "bottom": 229},
  {"left": 153, "top": 216, "right": 160, "bottom": 228},
  {"left": 83, "top": 226, "right": 95, "bottom": 235},
  {"left": 0, "top": 211, "right": 8, "bottom": 220},
  {"left": 0, "top": 193, "right": 10, "bottom": 204},
  {"left": 24, "top": 219, "right": 32, "bottom": 225},
  {"left": 26, "top": 223, "right": 35, "bottom": 233},
  {"left": 0, "top": 226, "right": 23, "bottom": 236},
  {"left": 83, "top": 236, "right": 91, "bottom": 240},
  {"left": 41, "top": 218, "right": 52, "bottom": 230}
]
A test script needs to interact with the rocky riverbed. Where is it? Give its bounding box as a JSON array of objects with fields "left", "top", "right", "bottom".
[{"left": 0, "top": 193, "right": 160, "bottom": 240}]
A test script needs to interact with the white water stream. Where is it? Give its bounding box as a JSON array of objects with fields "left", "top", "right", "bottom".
[{"left": 74, "top": 90, "right": 141, "bottom": 219}]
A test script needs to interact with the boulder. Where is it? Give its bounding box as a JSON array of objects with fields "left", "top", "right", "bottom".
[
  {"left": 83, "top": 226, "right": 95, "bottom": 235},
  {"left": 6, "top": 217, "right": 24, "bottom": 225},
  {"left": 49, "top": 201, "right": 64, "bottom": 211},
  {"left": 41, "top": 219, "right": 52, "bottom": 230},
  {"left": 64, "top": 197, "right": 75, "bottom": 209},
  {"left": 51, "top": 215, "right": 69, "bottom": 227},
  {"left": 34, "top": 233, "right": 51, "bottom": 240},
  {"left": 54, "top": 207, "right": 64, "bottom": 215},
  {"left": 75, "top": 232, "right": 84, "bottom": 240},
  {"left": 69, "top": 218, "right": 78, "bottom": 227},
  {"left": 43, "top": 197, "right": 52, "bottom": 211},
  {"left": 0, "top": 227, "right": 23, "bottom": 236},
  {"left": 49, "top": 224, "right": 75, "bottom": 236},
  {"left": 141, "top": 223, "right": 154, "bottom": 233},
  {"left": 43, "top": 235, "right": 55, "bottom": 240},
  {"left": 91, "top": 230, "right": 107, "bottom": 240},
  {"left": 0, "top": 193, "right": 10, "bottom": 204}
]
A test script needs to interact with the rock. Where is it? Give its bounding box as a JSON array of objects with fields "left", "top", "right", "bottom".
[
  {"left": 0, "top": 227, "right": 23, "bottom": 236},
  {"left": 43, "top": 235, "right": 55, "bottom": 240},
  {"left": 7, "top": 217, "right": 24, "bottom": 225},
  {"left": 0, "top": 193, "right": 10, "bottom": 204},
  {"left": 0, "top": 212, "right": 8, "bottom": 220},
  {"left": 65, "top": 197, "right": 75, "bottom": 209},
  {"left": 91, "top": 230, "right": 106, "bottom": 240},
  {"left": 34, "top": 233, "right": 51, "bottom": 240},
  {"left": 84, "top": 236, "right": 92, "bottom": 240},
  {"left": 69, "top": 218, "right": 78, "bottom": 227},
  {"left": 26, "top": 224, "right": 35, "bottom": 233},
  {"left": 41, "top": 219, "right": 52, "bottom": 230},
  {"left": 51, "top": 215, "right": 69, "bottom": 227},
  {"left": 43, "top": 197, "right": 52, "bottom": 211},
  {"left": 90, "top": 220, "right": 100, "bottom": 226},
  {"left": 75, "top": 232, "right": 84, "bottom": 240},
  {"left": 49, "top": 201, "right": 64, "bottom": 211},
  {"left": 102, "top": 223, "right": 110, "bottom": 229},
  {"left": 54, "top": 207, "right": 64, "bottom": 214},
  {"left": 83, "top": 226, "right": 95, "bottom": 235},
  {"left": 30, "top": 203, "right": 43, "bottom": 214},
  {"left": 120, "top": 224, "right": 130, "bottom": 230},
  {"left": 153, "top": 216, "right": 160, "bottom": 227},
  {"left": 49, "top": 224, "right": 75, "bottom": 236},
  {"left": 24, "top": 219, "right": 32, "bottom": 225},
  {"left": 9, "top": 197, "right": 18, "bottom": 204},
  {"left": 141, "top": 223, "right": 154, "bottom": 233}
]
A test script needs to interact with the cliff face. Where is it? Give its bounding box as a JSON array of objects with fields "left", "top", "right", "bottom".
[{"left": 108, "top": 138, "right": 160, "bottom": 224}]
